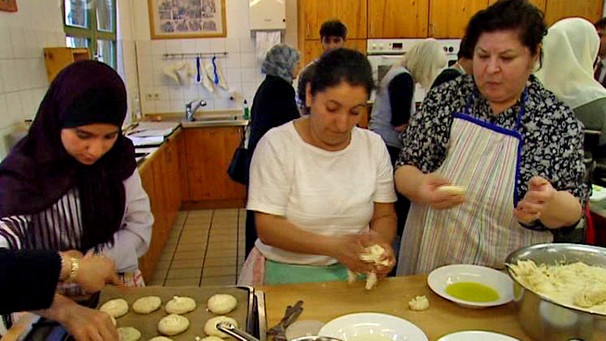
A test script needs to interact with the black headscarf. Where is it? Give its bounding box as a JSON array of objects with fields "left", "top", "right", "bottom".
[{"left": 0, "top": 60, "right": 136, "bottom": 251}]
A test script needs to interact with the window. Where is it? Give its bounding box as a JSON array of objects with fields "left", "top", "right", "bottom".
[{"left": 63, "top": 0, "right": 117, "bottom": 68}]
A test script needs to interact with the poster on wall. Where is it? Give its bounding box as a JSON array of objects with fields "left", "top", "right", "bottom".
[
  {"left": 0, "top": 0, "right": 18, "bottom": 12},
  {"left": 148, "top": 0, "right": 227, "bottom": 39}
]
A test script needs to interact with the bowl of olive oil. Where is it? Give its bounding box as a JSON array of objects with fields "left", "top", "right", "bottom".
[{"left": 427, "top": 264, "right": 514, "bottom": 308}]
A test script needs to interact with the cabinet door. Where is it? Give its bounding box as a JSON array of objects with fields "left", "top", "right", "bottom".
[
  {"left": 137, "top": 164, "right": 155, "bottom": 281},
  {"left": 184, "top": 127, "right": 246, "bottom": 202},
  {"left": 368, "top": 0, "right": 430, "bottom": 38},
  {"left": 429, "top": 0, "right": 489, "bottom": 38},
  {"left": 302, "top": 39, "right": 367, "bottom": 66},
  {"left": 489, "top": 0, "right": 545, "bottom": 12},
  {"left": 300, "top": 0, "right": 367, "bottom": 39},
  {"left": 544, "top": 0, "right": 603, "bottom": 26}
]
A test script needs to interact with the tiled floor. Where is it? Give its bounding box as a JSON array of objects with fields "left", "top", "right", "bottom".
[{"left": 148, "top": 208, "right": 246, "bottom": 286}]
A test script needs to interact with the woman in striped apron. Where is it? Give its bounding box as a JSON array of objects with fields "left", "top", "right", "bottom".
[
  {"left": 0, "top": 61, "right": 152, "bottom": 338},
  {"left": 395, "top": 0, "right": 589, "bottom": 275}
]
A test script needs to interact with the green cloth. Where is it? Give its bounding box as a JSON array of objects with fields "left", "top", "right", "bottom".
[{"left": 264, "top": 260, "right": 352, "bottom": 285}]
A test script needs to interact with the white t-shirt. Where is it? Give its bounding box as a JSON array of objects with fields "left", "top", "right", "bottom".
[{"left": 247, "top": 121, "right": 397, "bottom": 265}]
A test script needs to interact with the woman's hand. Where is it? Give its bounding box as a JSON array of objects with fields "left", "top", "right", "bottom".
[
  {"left": 329, "top": 234, "right": 374, "bottom": 274},
  {"left": 418, "top": 173, "right": 465, "bottom": 209},
  {"left": 39, "top": 295, "right": 118, "bottom": 341},
  {"left": 359, "top": 232, "right": 396, "bottom": 278},
  {"left": 514, "top": 176, "right": 557, "bottom": 224},
  {"left": 75, "top": 252, "right": 123, "bottom": 293}
]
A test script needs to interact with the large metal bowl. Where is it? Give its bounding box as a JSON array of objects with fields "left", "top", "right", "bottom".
[{"left": 505, "top": 243, "right": 606, "bottom": 340}]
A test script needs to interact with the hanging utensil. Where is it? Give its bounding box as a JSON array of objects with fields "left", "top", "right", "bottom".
[{"left": 196, "top": 56, "right": 201, "bottom": 83}]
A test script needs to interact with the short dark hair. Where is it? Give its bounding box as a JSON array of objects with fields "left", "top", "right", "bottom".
[
  {"left": 457, "top": 35, "right": 473, "bottom": 60},
  {"left": 319, "top": 20, "right": 347, "bottom": 40},
  {"left": 595, "top": 17, "right": 606, "bottom": 31},
  {"left": 310, "top": 48, "right": 374, "bottom": 97},
  {"left": 465, "top": 0, "right": 546, "bottom": 57}
]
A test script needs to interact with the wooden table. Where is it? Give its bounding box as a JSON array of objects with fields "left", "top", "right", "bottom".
[{"left": 259, "top": 275, "right": 532, "bottom": 341}]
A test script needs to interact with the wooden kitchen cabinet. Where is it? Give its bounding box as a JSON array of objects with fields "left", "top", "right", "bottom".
[
  {"left": 301, "top": 39, "right": 367, "bottom": 66},
  {"left": 543, "top": 0, "right": 603, "bottom": 26},
  {"left": 181, "top": 127, "right": 247, "bottom": 208},
  {"left": 137, "top": 129, "right": 183, "bottom": 282},
  {"left": 43, "top": 47, "right": 90, "bottom": 83},
  {"left": 299, "top": 0, "right": 367, "bottom": 40},
  {"left": 368, "top": 0, "right": 430, "bottom": 38},
  {"left": 488, "top": 0, "right": 546, "bottom": 12},
  {"left": 429, "top": 0, "right": 489, "bottom": 38}
]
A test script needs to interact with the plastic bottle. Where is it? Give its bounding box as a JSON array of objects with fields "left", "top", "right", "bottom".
[{"left": 243, "top": 99, "right": 250, "bottom": 120}]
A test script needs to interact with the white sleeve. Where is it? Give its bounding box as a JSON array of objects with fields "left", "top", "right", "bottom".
[
  {"left": 372, "top": 135, "right": 397, "bottom": 203},
  {"left": 247, "top": 132, "right": 292, "bottom": 216},
  {"left": 101, "top": 169, "right": 153, "bottom": 272}
]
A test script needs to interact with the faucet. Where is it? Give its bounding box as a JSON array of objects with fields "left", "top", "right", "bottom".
[{"left": 185, "top": 99, "right": 207, "bottom": 121}]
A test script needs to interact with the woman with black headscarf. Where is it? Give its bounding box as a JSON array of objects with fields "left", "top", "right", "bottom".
[
  {"left": 0, "top": 60, "right": 152, "bottom": 313},
  {"left": 244, "top": 44, "right": 301, "bottom": 256}
]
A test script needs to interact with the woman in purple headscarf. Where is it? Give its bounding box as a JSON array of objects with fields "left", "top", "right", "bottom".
[{"left": 0, "top": 61, "right": 152, "bottom": 333}]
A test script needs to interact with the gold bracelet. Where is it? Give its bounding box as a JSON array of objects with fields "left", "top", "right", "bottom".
[{"left": 68, "top": 257, "right": 80, "bottom": 282}]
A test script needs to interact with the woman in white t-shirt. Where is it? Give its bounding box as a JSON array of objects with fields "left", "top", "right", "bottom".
[{"left": 238, "top": 48, "right": 398, "bottom": 286}]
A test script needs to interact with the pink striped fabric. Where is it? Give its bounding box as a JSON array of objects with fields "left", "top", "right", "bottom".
[{"left": 398, "top": 116, "right": 552, "bottom": 275}]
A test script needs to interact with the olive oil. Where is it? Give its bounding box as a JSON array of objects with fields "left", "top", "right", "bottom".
[{"left": 446, "top": 282, "right": 499, "bottom": 302}]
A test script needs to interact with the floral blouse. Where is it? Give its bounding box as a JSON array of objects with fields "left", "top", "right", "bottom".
[{"left": 396, "top": 75, "right": 590, "bottom": 210}]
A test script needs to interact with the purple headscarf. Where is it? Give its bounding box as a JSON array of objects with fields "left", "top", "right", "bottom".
[{"left": 0, "top": 60, "right": 136, "bottom": 251}]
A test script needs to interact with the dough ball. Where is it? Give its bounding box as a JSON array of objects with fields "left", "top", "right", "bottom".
[
  {"left": 207, "top": 294, "right": 238, "bottom": 314},
  {"left": 132, "top": 296, "right": 162, "bottom": 314},
  {"left": 201, "top": 337, "right": 224, "bottom": 341},
  {"left": 204, "top": 316, "right": 238, "bottom": 338},
  {"left": 408, "top": 295, "right": 430, "bottom": 311},
  {"left": 149, "top": 337, "right": 173, "bottom": 341},
  {"left": 158, "top": 314, "right": 190, "bottom": 336},
  {"left": 165, "top": 296, "right": 197, "bottom": 314},
  {"left": 436, "top": 185, "right": 466, "bottom": 195},
  {"left": 110, "top": 315, "right": 117, "bottom": 326},
  {"left": 99, "top": 298, "right": 129, "bottom": 318},
  {"left": 118, "top": 327, "right": 141, "bottom": 341}
]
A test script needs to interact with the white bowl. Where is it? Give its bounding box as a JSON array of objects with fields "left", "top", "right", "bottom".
[
  {"left": 427, "top": 264, "right": 513, "bottom": 308},
  {"left": 437, "top": 330, "right": 519, "bottom": 341},
  {"left": 318, "top": 312, "right": 428, "bottom": 341}
]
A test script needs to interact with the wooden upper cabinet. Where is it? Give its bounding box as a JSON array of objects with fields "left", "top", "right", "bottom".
[
  {"left": 368, "top": 0, "right": 430, "bottom": 38},
  {"left": 300, "top": 0, "right": 367, "bottom": 39},
  {"left": 429, "top": 0, "right": 489, "bottom": 38},
  {"left": 543, "top": 0, "right": 603, "bottom": 26},
  {"left": 488, "top": 0, "right": 546, "bottom": 12},
  {"left": 302, "top": 39, "right": 367, "bottom": 66}
]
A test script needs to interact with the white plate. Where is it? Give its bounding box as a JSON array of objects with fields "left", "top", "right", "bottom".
[
  {"left": 437, "top": 330, "right": 519, "bottom": 340},
  {"left": 318, "top": 312, "right": 428, "bottom": 341},
  {"left": 427, "top": 264, "right": 513, "bottom": 308}
]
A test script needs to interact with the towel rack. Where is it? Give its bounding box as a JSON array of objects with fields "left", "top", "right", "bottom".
[{"left": 163, "top": 52, "right": 228, "bottom": 59}]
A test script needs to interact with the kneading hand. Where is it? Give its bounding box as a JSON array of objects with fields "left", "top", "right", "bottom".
[
  {"left": 329, "top": 234, "right": 375, "bottom": 274},
  {"left": 74, "top": 252, "right": 123, "bottom": 293},
  {"left": 419, "top": 173, "right": 465, "bottom": 209},
  {"left": 514, "top": 176, "right": 556, "bottom": 224}
]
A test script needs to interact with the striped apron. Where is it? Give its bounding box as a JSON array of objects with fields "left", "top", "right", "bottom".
[{"left": 396, "top": 91, "right": 552, "bottom": 275}]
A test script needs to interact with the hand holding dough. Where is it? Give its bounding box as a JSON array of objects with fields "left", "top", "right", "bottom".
[
  {"left": 347, "top": 244, "right": 389, "bottom": 290},
  {"left": 436, "top": 185, "right": 466, "bottom": 195}
]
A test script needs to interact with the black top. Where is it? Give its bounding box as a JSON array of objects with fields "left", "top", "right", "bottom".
[
  {"left": 248, "top": 75, "right": 300, "bottom": 154},
  {"left": 388, "top": 73, "right": 414, "bottom": 126},
  {"left": 0, "top": 248, "right": 61, "bottom": 314},
  {"left": 431, "top": 67, "right": 464, "bottom": 89}
]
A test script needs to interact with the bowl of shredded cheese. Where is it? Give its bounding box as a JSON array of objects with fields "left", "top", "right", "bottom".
[{"left": 505, "top": 243, "right": 606, "bottom": 340}]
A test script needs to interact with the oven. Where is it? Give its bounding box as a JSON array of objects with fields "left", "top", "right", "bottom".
[{"left": 367, "top": 39, "right": 461, "bottom": 103}]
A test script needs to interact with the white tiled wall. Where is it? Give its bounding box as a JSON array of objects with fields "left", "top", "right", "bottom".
[
  {"left": 132, "top": 0, "right": 297, "bottom": 116},
  {"left": 0, "top": 0, "right": 64, "bottom": 159}
]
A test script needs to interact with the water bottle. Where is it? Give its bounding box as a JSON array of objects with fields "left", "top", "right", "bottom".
[{"left": 243, "top": 100, "right": 250, "bottom": 120}]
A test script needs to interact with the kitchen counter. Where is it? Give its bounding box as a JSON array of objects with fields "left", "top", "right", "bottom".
[{"left": 259, "top": 275, "right": 531, "bottom": 341}]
